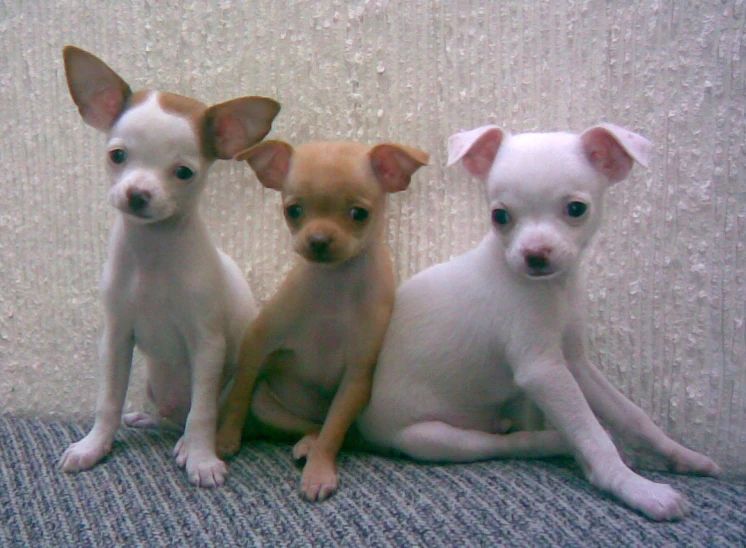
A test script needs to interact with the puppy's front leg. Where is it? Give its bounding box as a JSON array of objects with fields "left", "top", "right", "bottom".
[
  {"left": 217, "top": 272, "right": 304, "bottom": 457},
  {"left": 562, "top": 324, "right": 721, "bottom": 476},
  {"left": 293, "top": 368, "right": 374, "bottom": 502},
  {"left": 59, "top": 323, "right": 134, "bottom": 472},
  {"left": 294, "top": 297, "right": 390, "bottom": 502},
  {"left": 215, "top": 327, "right": 265, "bottom": 458},
  {"left": 173, "top": 336, "right": 227, "bottom": 488},
  {"left": 514, "top": 356, "right": 690, "bottom": 521}
]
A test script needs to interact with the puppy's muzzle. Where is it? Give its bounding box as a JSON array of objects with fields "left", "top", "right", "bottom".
[
  {"left": 307, "top": 233, "right": 334, "bottom": 262},
  {"left": 126, "top": 188, "right": 151, "bottom": 214},
  {"left": 523, "top": 247, "right": 555, "bottom": 277}
]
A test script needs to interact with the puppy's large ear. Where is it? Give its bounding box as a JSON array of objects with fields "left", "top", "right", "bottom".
[
  {"left": 63, "top": 46, "right": 132, "bottom": 132},
  {"left": 447, "top": 125, "right": 505, "bottom": 179},
  {"left": 203, "top": 97, "right": 281, "bottom": 159},
  {"left": 235, "top": 140, "right": 294, "bottom": 190},
  {"left": 581, "top": 124, "right": 651, "bottom": 183},
  {"left": 369, "top": 144, "right": 429, "bottom": 193}
]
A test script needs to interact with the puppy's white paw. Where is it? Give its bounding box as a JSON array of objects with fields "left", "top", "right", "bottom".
[
  {"left": 619, "top": 476, "right": 690, "bottom": 521},
  {"left": 173, "top": 436, "right": 227, "bottom": 488},
  {"left": 59, "top": 435, "right": 112, "bottom": 473},
  {"left": 292, "top": 433, "right": 318, "bottom": 461}
]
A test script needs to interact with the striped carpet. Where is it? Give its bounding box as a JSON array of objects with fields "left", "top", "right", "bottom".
[{"left": 1, "top": 415, "right": 744, "bottom": 547}]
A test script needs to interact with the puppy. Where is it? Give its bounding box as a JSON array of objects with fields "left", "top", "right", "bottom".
[
  {"left": 216, "top": 140, "right": 428, "bottom": 501},
  {"left": 57, "top": 46, "right": 280, "bottom": 487},
  {"left": 357, "top": 124, "right": 720, "bottom": 520}
]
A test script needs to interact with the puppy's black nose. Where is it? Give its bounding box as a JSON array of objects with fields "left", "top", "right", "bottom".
[
  {"left": 524, "top": 248, "right": 551, "bottom": 270},
  {"left": 308, "top": 234, "right": 332, "bottom": 256},
  {"left": 525, "top": 254, "right": 549, "bottom": 269},
  {"left": 127, "top": 188, "right": 151, "bottom": 212}
]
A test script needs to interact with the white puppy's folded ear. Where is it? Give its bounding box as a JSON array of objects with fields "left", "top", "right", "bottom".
[
  {"left": 63, "top": 46, "right": 132, "bottom": 132},
  {"left": 446, "top": 125, "right": 505, "bottom": 180},
  {"left": 580, "top": 124, "right": 651, "bottom": 183},
  {"left": 203, "top": 97, "right": 281, "bottom": 159},
  {"left": 235, "top": 139, "right": 294, "bottom": 190},
  {"left": 369, "top": 144, "right": 429, "bottom": 193}
]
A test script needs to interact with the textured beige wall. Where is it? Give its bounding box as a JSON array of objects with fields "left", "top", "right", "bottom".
[{"left": 1, "top": 1, "right": 744, "bottom": 474}]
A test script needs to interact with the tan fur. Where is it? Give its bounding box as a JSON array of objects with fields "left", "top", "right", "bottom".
[
  {"left": 217, "top": 140, "right": 428, "bottom": 501},
  {"left": 157, "top": 91, "right": 207, "bottom": 131}
]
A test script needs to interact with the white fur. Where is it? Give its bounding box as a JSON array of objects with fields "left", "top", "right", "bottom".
[
  {"left": 59, "top": 92, "right": 256, "bottom": 487},
  {"left": 358, "top": 124, "right": 720, "bottom": 521}
]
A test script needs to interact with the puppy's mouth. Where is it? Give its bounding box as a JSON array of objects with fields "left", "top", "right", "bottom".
[
  {"left": 119, "top": 207, "right": 154, "bottom": 222},
  {"left": 525, "top": 268, "right": 560, "bottom": 280},
  {"left": 307, "top": 252, "right": 336, "bottom": 264},
  {"left": 127, "top": 210, "right": 152, "bottom": 220},
  {"left": 302, "top": 247, "right": 346, "bottom": 265}
]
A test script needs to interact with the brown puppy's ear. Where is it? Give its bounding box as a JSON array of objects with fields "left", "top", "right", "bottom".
[
  {"left": 369, "top": 144, "right": 429, "bottom": 193},
  {"left": 202, "top": 97, "right": 281, "bottom": 159},
  {"left": 580, "top": 123, "right": 651, "bottom": 183},
  {"left": 446, "top": 125, "right": 505, "bottom": 180},
  {"left": 63, "top": 46, "right": 132, "bottom": 132},
  {"left": 235, "top": 140, "right": 294, "bottom": 190}
]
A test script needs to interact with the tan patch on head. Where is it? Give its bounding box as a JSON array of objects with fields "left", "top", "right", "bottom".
[
  {"left": 156, "top": 92, "right": 207, "bottom": 135},
  {"left": 127, "top": 89, "right": 154, "bottom": 108},
  {"left": 289, "top": 141, "right": 379, "bottom": 196}
]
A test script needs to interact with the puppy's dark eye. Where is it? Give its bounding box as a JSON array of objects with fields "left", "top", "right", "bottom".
[
  {"left": 350, "top": 207, "right": 369, "bottom": 223},
  {"left": 567, "top": 201, "right": 588, "bottom": 218},
  {"left": 175, "top": 166, "right": 194, "bottom": 180},
  {"left": 109, "top": 149, "right": 127, "bottom": 164},
  {"left": 492, "top": 208, "right": 511, "bottom": 226},
  {"left": 285, "top": 204, "right": 302, "bottom": 220}
]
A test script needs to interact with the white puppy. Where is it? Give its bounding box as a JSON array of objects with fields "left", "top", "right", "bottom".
[
  {"left": 57, "top": 46, "right": 280, "bottom": 487},
  {"left": 358, "top": 123, "right": 721, "bottom": 520}
]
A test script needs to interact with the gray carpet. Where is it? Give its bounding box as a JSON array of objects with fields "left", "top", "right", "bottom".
[{"left": 1, "top": 415, "right": 744, "bottom": 547}]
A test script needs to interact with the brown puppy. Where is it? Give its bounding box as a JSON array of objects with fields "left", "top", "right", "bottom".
[{"left": 217, "top": 140, "right": 428, "bottom": 501}]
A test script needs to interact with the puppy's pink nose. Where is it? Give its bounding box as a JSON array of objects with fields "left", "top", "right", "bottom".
[
  {"left": 523, "top": 247, "right": 551, "bottom": 269},
  {"left": 126, "top": 188, "right": 151, "bottom": 212}
]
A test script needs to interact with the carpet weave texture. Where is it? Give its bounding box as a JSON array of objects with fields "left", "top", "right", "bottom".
[{"left": 1, "top": 414, "right": 744, "bottom": 547}]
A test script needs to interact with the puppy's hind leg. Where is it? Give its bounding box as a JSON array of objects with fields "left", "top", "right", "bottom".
[
  {"left": 123, "top": 382, "right": 159, "bottom": 429},
  {"left": 563, "top": 326, "right": 721, "bottom": 477},
  {"left": 392, "top": 421, "right": 571, "bottom": 463}
]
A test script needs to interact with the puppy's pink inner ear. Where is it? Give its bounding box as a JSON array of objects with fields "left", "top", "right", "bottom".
[
  {"left": 582, "top": 129, "right": 634, "bottom": 182},
  {"left": 370, "top": 145, "right": 427, "bottom": 193},
  {"left": 213, "top": 118, "right": 250, "bottom": 159},
  {"left": 81, "top": 87, "right": 128, "bottom": 131},
  {"left": 461, "top": 130, "right": 502, "bottom": 179},
  {"left": 241, "top": 141, "right": 292, "bottom": 190}
]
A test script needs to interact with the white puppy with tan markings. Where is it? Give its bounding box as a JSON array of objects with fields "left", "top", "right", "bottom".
[
  {"left": 58, "top": 46, "right": 280, "bottom": 487},
  {"left": 358, "top": 123, "right": 721, "bottom": 520}
]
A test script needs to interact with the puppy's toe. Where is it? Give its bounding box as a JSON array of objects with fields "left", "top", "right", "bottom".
[
  {"left": 633, "top": 481, "right": 689, "bottom": 521},
  {"left": 59, "top": 438, "right": 110, "bottom": 472},
  {"left": 188, "top": 457, "right": 228, "bottom": 488},
  {"left": 301, "top": 477, "right": 339, "bottom": 502},
  {"left": 292, "top": 433, "right": 318, "bottom": 461},
  {"left": 300, "top": 458, "right": 338, "bottom": 502},
  {"left": 648, "top": 485, "right": 690, "bottom": 521},
  {"left": 173, "top": 436, "right": 188, "bottom": 467}
]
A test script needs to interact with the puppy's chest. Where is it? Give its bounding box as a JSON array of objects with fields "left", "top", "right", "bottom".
[
  {"left": 122, "top": 268, "right": 216, "bottom": 358},
  {"left": 283, "top": 311, "right": 355, "bottom": 388},
  {"left": 278, "top": 289, "right": 369, "bottom": 389}
]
